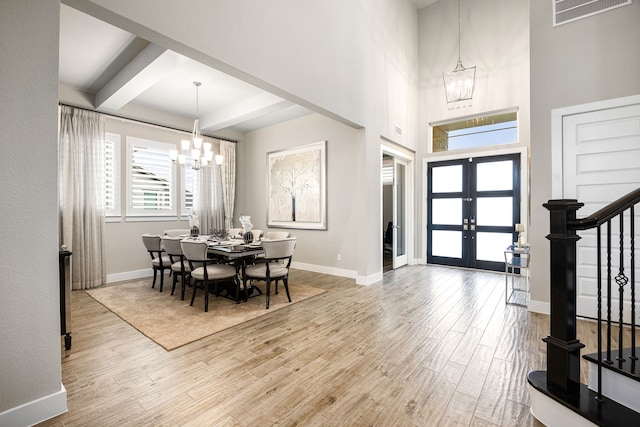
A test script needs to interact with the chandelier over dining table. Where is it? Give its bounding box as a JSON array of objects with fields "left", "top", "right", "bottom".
[{"left": 169, "top": 81, "right": 222, "bottom": 170}]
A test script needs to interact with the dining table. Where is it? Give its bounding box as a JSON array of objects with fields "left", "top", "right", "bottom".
[{"left": 205, "top": 239, "right": 265, "bottom": 301}]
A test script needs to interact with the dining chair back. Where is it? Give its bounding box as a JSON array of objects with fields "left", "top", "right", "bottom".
[
  {"left": 161, "top": 236, "right": 191, "bottom": 300},
  {"left": 264, "top": 231, "right": 290, "bottom": 240},
  {"left": 244, "top": 237, "right": 297, "bottom": 309},
  {"left": 180, "top": 240, "right": 241, "bottom": 312},
  {"left": 163, "top": 228, "right": 190, "bottom": 237},
  {"left": 141, "top": 234, "right": 171, "bottom": 292}
]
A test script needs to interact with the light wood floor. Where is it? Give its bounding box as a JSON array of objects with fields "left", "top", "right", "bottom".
[{"left": 39, "top": 266, "right": 552, "bottom": 426}]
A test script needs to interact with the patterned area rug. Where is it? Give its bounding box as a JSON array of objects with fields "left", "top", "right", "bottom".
[{"left": 86, "top": 278, "right": 326, "bottom": 351}]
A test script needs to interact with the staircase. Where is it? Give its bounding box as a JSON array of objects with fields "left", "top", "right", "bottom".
[{"left": 528, "top": 188, "right": 640, "bottom": 427}]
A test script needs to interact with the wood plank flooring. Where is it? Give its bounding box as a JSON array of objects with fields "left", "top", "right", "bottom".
[{"left": 38, "top": 266, "right": 555, "bottom": 426}]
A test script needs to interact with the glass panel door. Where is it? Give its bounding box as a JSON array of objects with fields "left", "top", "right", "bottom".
[
  {"left": 393, "top": 159, "right": 408, "bottom": 268},
  {"left": 427, "top": 154, "right": 521, "bottom": 271}
]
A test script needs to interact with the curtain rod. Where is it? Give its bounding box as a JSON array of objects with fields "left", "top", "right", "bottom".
[{"left": 58, "top": 102, "right": 238, "bottom": 144}]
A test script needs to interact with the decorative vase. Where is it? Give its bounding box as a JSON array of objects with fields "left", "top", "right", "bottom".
[
  {"left": 243, "top": 231, "right": 254, "bottom": 243},
  {"left": 190, "top": 226, "right": 199, "bottom": 237}
]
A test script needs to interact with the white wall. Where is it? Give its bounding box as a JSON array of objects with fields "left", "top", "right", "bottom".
[
  {"left": 69, "top": 0, "right": 419, "bottom": 282},
  {"left": 242, "top": 113, "right": 360, "bottom": 276},
  {"left": 417, "top": 0, "right": 530, "bottom": 270},
  {"left": 529, "top": 1, "right": 640, "bottom": 308},
  {"left": 0, "top": 0, "right": 67, "bottom": 423}
]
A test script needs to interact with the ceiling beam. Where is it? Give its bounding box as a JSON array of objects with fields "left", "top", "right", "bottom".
[
  {"left": 95, "top": 43, "right": 188, "bottom": 111},
  {"left": 200, "top": 93, "right": 293, "bottom": 131}
]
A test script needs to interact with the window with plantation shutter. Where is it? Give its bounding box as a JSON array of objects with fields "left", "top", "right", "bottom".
[
  {"left": 182, "top": 166, "right": 194, "bottom": 215},
  {"left": 126, "top": 136, "right": 176, "bottom": 218},
  {"left": 105, "top": 133, "right": 121, "bottom": 217}
]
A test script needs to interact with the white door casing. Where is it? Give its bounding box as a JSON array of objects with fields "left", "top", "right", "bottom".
[{"left": 553, "top": 95, "right": 640, "bottom": 320}]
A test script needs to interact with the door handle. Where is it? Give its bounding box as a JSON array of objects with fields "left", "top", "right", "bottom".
[{"left": 463, "top": 198, "right": 473, "bottom": 202}]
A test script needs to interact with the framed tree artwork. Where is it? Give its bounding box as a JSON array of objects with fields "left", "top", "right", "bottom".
[{"left": 267, "top": 141, "right": 327, "bottom": 229}]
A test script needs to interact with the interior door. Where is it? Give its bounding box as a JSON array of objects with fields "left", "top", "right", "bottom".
[
  {"left": 427, "top": 154, "right": 520, "bottom": 271},
  {"left": 392, "top": 158, "right": 408, "bottom": 269},
  {"left": 562, "top": 103, "right": 640, "bottom": 321}
]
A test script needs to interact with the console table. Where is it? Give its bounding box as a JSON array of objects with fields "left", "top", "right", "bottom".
[{"left": 504, "top": 244, "right": 530, "bottom": 306}]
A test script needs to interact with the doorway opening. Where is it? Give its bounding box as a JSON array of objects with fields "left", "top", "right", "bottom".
[{"left": 382, "top": 153, "right": 408, "bottom": 273}]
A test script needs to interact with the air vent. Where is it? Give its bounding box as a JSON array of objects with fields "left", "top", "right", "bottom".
[
  {"left": 553, "top": 0, "right": 631, "bottom": 26},
  {"left": 394, "top": 125, "right": 403, "bottom": 136}
]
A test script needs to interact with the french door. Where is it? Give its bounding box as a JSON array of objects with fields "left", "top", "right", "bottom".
[
  {"left": 427, "top": 154, "right": 521, "bottom": 271},
  {"left": 392, "top": 158, "right": 408, "bottom": 268}
]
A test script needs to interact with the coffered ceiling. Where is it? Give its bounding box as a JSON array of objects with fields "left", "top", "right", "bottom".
[{"left": 58, "top": 4, "right": 311, "bottom": 135}]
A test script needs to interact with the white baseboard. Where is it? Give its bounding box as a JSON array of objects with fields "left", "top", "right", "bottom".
[
  {"left": 108, "top": 263, "right": 376, "bottom": 287},
  {"left": 107, "top": 268, "right": 155, "bottom": 284},
  {"left": 527, "top": 299, "right": 550, "bottom": 315},
  {"left": 356, "top": 271, "right": 383, "bottom": 286},
  {"left": 290, "top": 261, "right": 357, "bottom": 281},
  {"left": 0, "top": 384, "right": 67, "bottom": 427},
  {"left": 529, "top": 384, "right": 597, "bottom": 427}
]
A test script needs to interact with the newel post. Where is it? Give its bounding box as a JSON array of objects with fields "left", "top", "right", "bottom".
[{"left": 543, "top": 199, "right": 586, "bottom": 394}]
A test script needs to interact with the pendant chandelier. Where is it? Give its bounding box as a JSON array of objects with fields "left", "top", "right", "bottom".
[
  {"left": 442, "top": 0, "right": 476, "bottom": 108},
  {"left": 170, "top": 81, "right": 222, "bottom": 170}
]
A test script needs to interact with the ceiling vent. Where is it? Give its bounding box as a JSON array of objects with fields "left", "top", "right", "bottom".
[{"left": 553, "top": 0, "right": 631, "bottom": 26}]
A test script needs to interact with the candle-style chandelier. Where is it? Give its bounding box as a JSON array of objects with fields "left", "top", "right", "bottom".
[{"left": 169, "top": 81, "right": 222, "bottom": 170}]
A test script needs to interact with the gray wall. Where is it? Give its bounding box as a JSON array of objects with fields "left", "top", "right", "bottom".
[
  {"left": 242, "top": 113, "right": 360, "bottom": 274},
  {"left": 529, "top": 1, "right": 640, "bottom": 305},
  {"left": 66, "top": 0, "right": 419, "bottom": 282},
  {"left": 0, "top": 0, "right": 65, "bottom": 422}
]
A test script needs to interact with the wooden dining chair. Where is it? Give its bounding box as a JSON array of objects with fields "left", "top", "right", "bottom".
[
  {"left": 180, "top": 240, "right": 242, "bottom": 312},
  {"left": 141, "top": 234, "right": 171, "bottom": 292},
  {"left": 243, "top": 237, "right": 296, "bottom": 309},
  {"left": 161, "top": 236, "right": 191, "bottom": 301}
]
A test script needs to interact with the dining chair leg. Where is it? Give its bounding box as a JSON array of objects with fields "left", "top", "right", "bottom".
[
  {"left": 283, "top": 277, "right": 292, "bottom": 303},
  {"left": 265, "top": 278, "right": 271, "bottom": 309},
  {"left": 170, "top": 272, "right": 178, "bottom": 296},
  {"left": 190, "top": 281, "right": 197, "bottom": 307},
  {"left": 152, "top": 268, "right": 157, "bottom": 289},
  {"left": 180, "top": 273, "right": 188, "bottom": 301},
  {"left": 204, "top": 280, "right": 210, "bottom": 312},
  {"left": 159, "top": 270, "right": 165, "bottom": 292}
]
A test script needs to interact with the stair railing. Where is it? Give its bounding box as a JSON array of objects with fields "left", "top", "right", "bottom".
[{"left": 543, "top": 187, "right": 640, "bottom": 400}]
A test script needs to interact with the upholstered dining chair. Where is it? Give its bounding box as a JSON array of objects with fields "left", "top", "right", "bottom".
[
  {"left": 243, "top": 237, "right": 296, "bottom": 309},
  {"left": 141, "top": 234, "right": 172, "bottom": 292},
  {"left": 161, "top": 236, "right": 191, "bottom": 301},
  {"left": 180, "top": 240, "right": 242, "bottom": 312},
  {"left": 264, "top": 231, "right": 290, "bottom": 240},
  {"left": 163, "top": 228, "right": 190, "bottom": 237}
]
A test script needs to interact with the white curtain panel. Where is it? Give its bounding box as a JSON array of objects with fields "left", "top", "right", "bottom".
[
  {"left": 58, "top": 106, "right": 106, "bottom": 290},
  {"left": 194, "top": 138, "right": 225, "bottom": 233},
  {"left": 220, "top": 140, "right": 236, "bottom": 230}
]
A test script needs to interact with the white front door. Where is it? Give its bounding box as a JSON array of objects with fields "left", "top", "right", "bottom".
[{"left": 561, "top": 102, "right": 640, "bottom": 320}]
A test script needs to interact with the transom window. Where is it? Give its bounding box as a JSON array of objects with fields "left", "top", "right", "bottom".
[{"left": 432, "top": 112, "right": 518, "bottom": 152}]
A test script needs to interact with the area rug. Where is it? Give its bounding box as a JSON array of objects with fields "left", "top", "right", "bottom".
[{"left": 86, "top": 279, "right": 326, "bottom": 351}]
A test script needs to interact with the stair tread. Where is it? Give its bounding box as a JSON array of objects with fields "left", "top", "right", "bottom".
[
  {"left": 528, "top": 370, "right": 640, "bottom": 427},
  {"left": 583, "top": 347, "right": 640, "bottom": 382}
]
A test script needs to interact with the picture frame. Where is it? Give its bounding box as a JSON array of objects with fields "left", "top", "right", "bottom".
[{"left": 267, "top": 141, "right": 327, "bottom": 230}]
